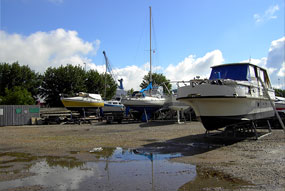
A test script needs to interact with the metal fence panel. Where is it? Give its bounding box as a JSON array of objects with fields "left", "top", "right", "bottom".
[{"left": 0, "top": 105, "right": 40, "bottom": 126}]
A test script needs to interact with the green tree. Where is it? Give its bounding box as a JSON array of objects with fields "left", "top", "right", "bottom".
[
  {"left": 85, "top": 70, "right": 117, "bottom": 100},
  {"left": 140, "top": 72, "right": 172, "bottom": 94},
  {"left": 102, "top": 73, "right": 117, "bottom": 100},
  {"left": 85, "top": 70, "right": 103, "bottom": 94},
  {"left": 0, "top": 86, "right": 34, "bottom": 105},
  {"left": 40, "top": 65, "right": 87, "bottom": 107},
  {"left": 127, "top": 88, "right": 134, "bottom": 96},
  {"left": 274, "top": 88, "right": 285, "bottom": 97},
  {"left": 0, "top": 62, "right": 42, "bottom": 99},
  {"left": 40, "top": 65, "right": 117, "bottom": 106}
]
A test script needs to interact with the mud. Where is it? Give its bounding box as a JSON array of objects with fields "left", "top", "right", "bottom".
[{"left": 0, "top": 121, "right": 284, "bottom": 190}]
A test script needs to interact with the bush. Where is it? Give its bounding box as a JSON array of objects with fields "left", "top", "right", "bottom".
[{"left": 0, "top": 86, "right": 35, "bottom": 105}]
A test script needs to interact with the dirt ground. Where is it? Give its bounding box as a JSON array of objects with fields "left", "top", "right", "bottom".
[{"left": 0, "top": 121, "right": 284, "bottom": 190}]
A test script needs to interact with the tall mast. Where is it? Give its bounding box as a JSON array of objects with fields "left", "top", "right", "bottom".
[
  {"left": 149, "top": 6, "right": 152, "bottom": 84},
  {"left": 103, "top": 51, "right": 107, "bottom": 99}
]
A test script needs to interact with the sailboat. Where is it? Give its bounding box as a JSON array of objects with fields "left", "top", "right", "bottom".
[
  {"left": 121, "top": 6, "right": 166, "bottom": 121},
  {"left": 177, "top": 63, "right": 276, "bottom": 131},
  {"left": 60, "top": 92, "right": 104, "bottom": 115}
]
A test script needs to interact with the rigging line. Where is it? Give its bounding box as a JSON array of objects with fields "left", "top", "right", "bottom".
[
  {"left": 134, "top": 14, "right": 148, "bottom": 66},
  {"left": 151, "top": 14, "right": 161, "bottom": 73}
]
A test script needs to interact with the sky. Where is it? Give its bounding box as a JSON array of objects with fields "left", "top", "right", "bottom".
[{"left": 0, "top": 0, "right": 284, "bottom": 90}]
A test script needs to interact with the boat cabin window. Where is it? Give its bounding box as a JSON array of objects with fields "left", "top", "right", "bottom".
[
  {"left": 248, "top": 65, "right": 258, "bottom": 83},
  {"left": 249, "top": 65, "right": 256, "bottom": 78},
  {"left": 209, "top": 64, "right": 249, "bottom": 81},
  {"left": 258, "top": 68, "right": 271, "bottom": 88},
  {"left": 259, "top": 69, "right": 265, "bottom": 83}
]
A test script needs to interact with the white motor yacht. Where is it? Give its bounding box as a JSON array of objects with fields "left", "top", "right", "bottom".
[{"left": 177, "top": 63, "right": 276, "bottom": 130}]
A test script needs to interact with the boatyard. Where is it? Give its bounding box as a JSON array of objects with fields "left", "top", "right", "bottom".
[
  {"left": 1, "top": 1, "right": 285, "bottom": 191},
  {"left": 0, "top": 120, "right": 284, "bottom": 190}
]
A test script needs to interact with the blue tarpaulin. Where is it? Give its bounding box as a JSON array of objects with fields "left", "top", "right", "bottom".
[
  {"left": 209, "top": 64, "right": 249, "bottom": 81},
  {"left": 139, "top": 82, "right": 152, "bottom": 97}
]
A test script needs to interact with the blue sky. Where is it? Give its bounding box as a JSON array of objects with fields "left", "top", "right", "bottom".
[{"left": 0, "top": 0, "right": 284, "bottom": 90}]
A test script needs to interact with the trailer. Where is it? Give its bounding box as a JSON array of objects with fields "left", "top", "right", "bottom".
[
  {"left": 103, "top": 111, "right": 125, "bottom": 124},
  {"left": 40, "top": 107, "right": 101, "bottom": 125}
]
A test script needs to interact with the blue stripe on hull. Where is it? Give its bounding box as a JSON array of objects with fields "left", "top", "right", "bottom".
[{"left": 104, "top": 104, "right": 123, "bottom": 108}]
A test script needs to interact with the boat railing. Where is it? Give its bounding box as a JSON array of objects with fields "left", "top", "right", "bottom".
[{"left": 175, "top": 79, "right": 208, "bottom": 88}]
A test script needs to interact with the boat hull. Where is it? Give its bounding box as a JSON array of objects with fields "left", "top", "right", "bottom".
[
  {"left": 103, "top": 104, "right": 124, "bottom": 113},
  {"left": 199, "top": 111, "right": 274, "bottom": 131},
  {"left": 61, "top": 98, "right": 104, "bottom": 114},
  {"left": 61, "top": 99, "right": 104, "bottom": 108},
  {"left": 122, "top": 97, "right": 165, "bottom": 121},
  {"left": 178, "top": 97, "right": 274, "bottom": 130},
  {"left": 122, "top": 98, "right": 165, "bottom": 112},
  {"left": 275, "top": 98, "right": 285, "bottom": 114}
]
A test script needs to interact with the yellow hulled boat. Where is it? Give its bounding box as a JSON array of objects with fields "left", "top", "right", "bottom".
[{"left": 61, "top": 92, "right": 104, "bottom": 113}]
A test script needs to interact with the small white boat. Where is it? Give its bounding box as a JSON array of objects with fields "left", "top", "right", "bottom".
[
  {"left": 61, "top": 92, "right": 104, "bottom": 113},
  {"left": 177, "top": 63, "right": 276, "bottom": 131},
  {"left": 164, "top": 86, "right": 189, "bottom": 112},
  {"left": 166, "top": 95, "right": 189, "bottom": 111},
  {"left": 275, "top": 96, "right": 285, "bottom": 114},
  {"left": 164, "top": 93, "right": 189, "bottom": 123},
  {"left": 103, "top": 100, "right": 124, "bottom": 113}
]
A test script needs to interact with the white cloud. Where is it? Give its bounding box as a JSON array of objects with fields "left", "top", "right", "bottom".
[
  {"left": 254, "top": 5, "right": 279, "bottom": 23},
  {"left": 277, "top": 63, "right": 285, "bottom": 77},
  {"left": 240, "top": 37, "right": 284, "bottom": 88},
  {"left": 86, "top": 63, "right": 148, "bottom": 91},
  {"left": 164, "top": 50, "right": 224, "bottom": 81},
  {"left": 113, "top": 65, "right": 148, "bottom": 90},
  {"left": 0, "top": 28, "right": 148, "bottom": 91},
  {"left": 24, "top": 160, "right": 94, "bottom": 190},
  {"left": 113, "top": 50, "right": 224, "bottom": 90},
  {"left": 0, "top": 29, "right": 100, "bottom": 73},
  {"left": 266, "top": 37, "right": 285, "bottom": 88},
  {"left": 1, "top": 29, "right": 284, "bottom": 91},
  {"left": 240, "top": 57, "right": 277, "bottom": 76},
  {"left": 267, "top": 37, "right": 285, "bottom": 70}
]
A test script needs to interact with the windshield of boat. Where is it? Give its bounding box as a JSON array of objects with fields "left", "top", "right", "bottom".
[{"left": 209, "top": 64, "right": 249, "bottom": 81}]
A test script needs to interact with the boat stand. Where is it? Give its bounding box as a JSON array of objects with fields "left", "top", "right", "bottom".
[
  {"left": 144, "top": 108, "right": 149, "bottom": 123},
  {"left": 177, "top": 109, "right": 186, "bottom": 124},
  {"left": 205, "top": 119, "right": 272, "bottom": 140}
]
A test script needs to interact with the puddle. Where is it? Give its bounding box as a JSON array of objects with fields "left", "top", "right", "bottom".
[
  {"left": 0, "top": 148, "right": 195, "bottom": 191},
  {"left": 0, "top": 148, "right": 253, "bottom": 190},
  {"left": 178, "top": 166, "right": 253, "bottom": 190}
]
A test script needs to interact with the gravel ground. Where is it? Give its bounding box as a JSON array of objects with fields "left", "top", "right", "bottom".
[{"left": 0, "top": 121, "right": 284, "bottom": 190}]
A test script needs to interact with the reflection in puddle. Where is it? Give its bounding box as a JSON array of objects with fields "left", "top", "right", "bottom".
[{"left": 0, "top": 148, "right": 195, "bottom": 191}]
